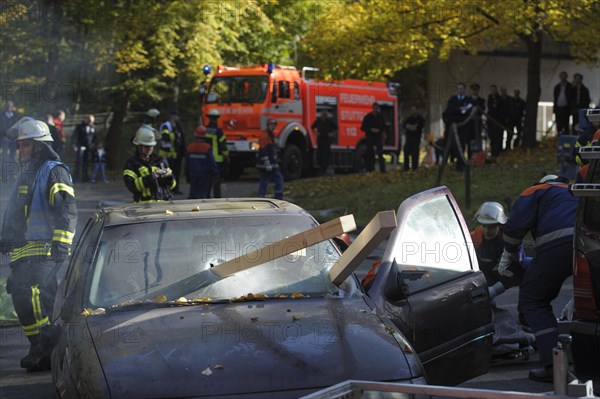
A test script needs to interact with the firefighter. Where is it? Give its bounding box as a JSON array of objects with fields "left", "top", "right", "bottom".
[
  {"left": 360, "top": 103, "right": 386, "bottom": 173},
  {"left": 499, "top": 174, "right": 579, "bottom": 382},
  {"left": 0, "top": 117, "right": 77, "bottom": 372},
  {"left": 204, "top": 109, "right": 229, "bottom": 198},
  {"left": 123, "top": 124, "right": 176, "bottom": 202},
  {"left": 184, "top": 126, "right": 218, "bottom": 199},
  {"left": 470, "top": 202, "right": 524, "bottom": 300},
  {"left": 159, "top": 110, "right": 186, "bottom": 195},
  {"left": 257, "top": 119, "right": 283, "bottom": 199}
]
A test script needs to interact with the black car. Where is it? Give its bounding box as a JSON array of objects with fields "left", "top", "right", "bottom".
[
  {"left": 51, "top": 187, "right": 493, "bottom": 398},
  {"left": 570, "top": 138, "right": 600, "bottom": 386}
]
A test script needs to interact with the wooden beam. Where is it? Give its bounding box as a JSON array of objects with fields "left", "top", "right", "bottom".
[
  {"left": 212, "top": 214, "right": 357, "bottom": 277},
  {"left": 328, "top": 210, "right": 397, "bottom": 286}
]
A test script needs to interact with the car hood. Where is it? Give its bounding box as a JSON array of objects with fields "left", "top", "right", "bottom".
[{"left": 90, "top": 297, "right": 417, "bottom": 398}]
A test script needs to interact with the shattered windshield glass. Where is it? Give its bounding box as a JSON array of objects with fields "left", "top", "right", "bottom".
[
  {"left": 88, "top": 215, "right": 343, "bottom": 307},
  {"left": 207, "top": 76, "right": 269, "bottom": 104}
]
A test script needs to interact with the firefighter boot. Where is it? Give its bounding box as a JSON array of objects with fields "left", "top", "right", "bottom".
[
  {"left": 20, "top": 335, "right": 42, "bottom": 370},
  {"left": 24, "top": 325, "right": 60, "bottom": 372}
]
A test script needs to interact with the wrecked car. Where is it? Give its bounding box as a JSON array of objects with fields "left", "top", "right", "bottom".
[{"left": 51, "top": 186, "right": 493, "bottom": 398}]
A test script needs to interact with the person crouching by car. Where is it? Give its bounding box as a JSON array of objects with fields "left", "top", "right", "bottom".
[
  {"left": 185, "top": 126, "right": 218, "bottom": 199},
  {"left": 257, "top": 119, "right": 283, "bottom": 199},
  {"left": 123, "top": 125, "right": 175, "bottom": 202}
]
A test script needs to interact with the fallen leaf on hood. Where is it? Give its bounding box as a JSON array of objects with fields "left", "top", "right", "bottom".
[
  {"left": 202, "top": 367, "right": 212, "bottom": 376},
  {"left": 153, "top": 295, "right": 167, "bottom": 303},
  {"left": 291, "top": 292, "right": 305, "bottom": 299},
  {"left": 254, "top": 293, "right": 268, "bottom": 299},
  {"left": 165, "top": 209, "right": 174, "bottom": 215},
  {"left": 251, "top": 317, "right": 258, "bottom": 321},
  {"left": 191, "top": 206, "right": 200, "bottom": 211},
  {"left": 82, "top": 308, "right": 105, "bottom": 316},
  {"left": 176, "top": 297, "right": 188, "bottom": 303},
  {"left": 81, "top": 309, "right": 91, "bottom": 317},
  {"left": 292, "top": 315, "right": 301, "bottom": 321},
  {"left": 274, "top": 293, "right": 288, "bottom": 299},
  {"left": 214, "top": 364, "right": 224, "bottom": 369}
]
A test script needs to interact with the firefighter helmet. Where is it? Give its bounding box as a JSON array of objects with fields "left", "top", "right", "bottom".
[
  {"left": 207, "top": 109, "right": 220, "bottom": 118},
  {"left": 474, "top": 201, "right": 507, "bottom": 225},
  {"left": 538, "top": 174, "right": 559, "bottom": 184},
  {"left": 7, "top": 116, "right": 53, "bottom": 141},
  {"left": 195, "top": 126, "right": 207, "bottom": 137},
  {"left": 145, "top": 108, "right": 160, "bottom": 118},
  {"left": 132, "top": 124, "right": 158, "bottom": 146}
]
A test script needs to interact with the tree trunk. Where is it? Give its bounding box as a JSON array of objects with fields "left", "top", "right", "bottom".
[
  {"left": 42, "top": 0, "right": 62, "bottom": 115},
  {"left": 105, "top": 91, "right": 130, "bottom": 170},
  {"left": 522, "top": 31, "right": 542, "bottom": 149}
]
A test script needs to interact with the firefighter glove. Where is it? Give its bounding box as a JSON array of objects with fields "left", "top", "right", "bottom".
[
  {"left": 51, "top": 241, "right": 70, "bottom": 264},
  {"left": 497, "top": 249, "right": 516, "bottom": 277}
]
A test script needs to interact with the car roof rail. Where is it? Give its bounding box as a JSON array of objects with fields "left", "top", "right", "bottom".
[
  {"left": 569, "top": 183, "right": 600, "bottom": 197},
  {"left": 579, "top": 145, "right": 600, "bottom": 160}
]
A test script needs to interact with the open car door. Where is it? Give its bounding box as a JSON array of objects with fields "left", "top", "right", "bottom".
[{"left": 368, "top": 186, "right": 494, "bottom": 385}]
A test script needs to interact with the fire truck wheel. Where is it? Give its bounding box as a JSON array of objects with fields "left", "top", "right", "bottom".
[
  {"left": 353, "top": 143, "right": 367, "bottom": 173},
  {"left": 281, "top": 144, "right": 303, "bottom": 181}
]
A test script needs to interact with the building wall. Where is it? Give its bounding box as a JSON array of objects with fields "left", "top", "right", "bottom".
[{"left": 426, "top": 47, "right": 600, "bottom": 140}]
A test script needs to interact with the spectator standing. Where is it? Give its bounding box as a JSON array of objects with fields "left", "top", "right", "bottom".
[
  {"left": 204, "top": 109, "right": 229, "bottom": 198},
  {"left": 1, "top": 117, "right": 77, "bottom": 372},
  {"left": 569, "top": 73, "right": 591, "bottom": 129},
  {"left": 123, "top": 125, "right": 175, "bottom": 202},
  {"left": 45, "top": 114, "right": 62, "bottom": 156},
  {"left": 360, "top": 103, "right": 386, "bottom": 173},
  {"left": 257, "top": 119, "right": 284, "bottom": 199},
  {"left": 444, "top": 83, "right": 471, "bottom": 171},
  {"left": 468, "top": 83, "right": 486, "bottom": 157},
  {"left": 1, "top": 101, "right": 20, "bottom": 173},
  {"left": 90, "top": 141, "right": 109, "bottom": 183},
  {"left": 185, "top": 126, "right": 218, "bottom": 199},
  {"left": 53, "top": 110, "right": 66, "bottom": 154},
  {"left": 499, "top": 85, "right": 511, "bottom": 151},
  {"left": 507, "top": 89, "right": 526, "bottom": 149},
  {"left": 486, "top": 85, "right": 505, "bottom": 158},
  {"left": 499, "top": 175, "right": 579, "bottom": 382},
  {"left": 159, "top": 110, "right": 186, "bottom": 195},
  {"left": 71, "top": 114, "right": 96, "bottom": 182},
  {"left": 402, "top": 105, "right": 425, "bottom": 171},
  {"left": 311, "top": 110, "right": 338, "bottom": 176},
  {"left": 553, "top": 71, "right": 573, "bottom": 135}
]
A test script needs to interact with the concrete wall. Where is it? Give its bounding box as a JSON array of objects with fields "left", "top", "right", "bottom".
[{"left": 426, "top": 44, "right": 600, "bottom": 140}]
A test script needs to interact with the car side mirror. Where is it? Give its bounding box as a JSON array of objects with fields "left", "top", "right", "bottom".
[{"left": 385, "top": 260, "right": 428, "bottom": 302}]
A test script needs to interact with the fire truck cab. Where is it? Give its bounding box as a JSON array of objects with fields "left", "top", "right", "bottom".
[{"left": 200, "top": 64, "right": 399, "bottom": 180}]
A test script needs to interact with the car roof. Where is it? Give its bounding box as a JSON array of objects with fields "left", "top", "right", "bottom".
[{"left": 98, "top": 198, "right": 310, "bottom": 227}]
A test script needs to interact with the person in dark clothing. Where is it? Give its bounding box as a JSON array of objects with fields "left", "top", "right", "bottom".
[
  {"left": 71, "top": 115, "right": 96, "bottom": 182},
  {"left": 569, "top": 73, "right": 591, "bottom": 129},
  {"left": 1, "top": 101, "right": 20, "bottom": 173},
  {"left": 257, "top": 119, "right": 284, "bottom": 199},
  {"left": 311, "top": 110, "right": 338, "bottom": 176},
  {"left": 185, "top": 126, "right": 218, "bottom": 199},
  {"left": 159, "top": 110, "right": 186, "bottom": 195},
  {"left": 1, "top": 116, "right": 77, "bottom": 372},
  {"left": 553, "top": 71, "right": 573, "bottom": 135},
  {"left": 402, "top": 105, "right": 425, "bottom": 171},
  {"left": 205, "top": 109, "right": 229, "bottom": 198},
  {"left": 123, "top": 125, "right": 175, "bottom": 202},
  {"left": 486, "top": 85, "right": 505, "bottom": 157},
  {"left": 468, "top": 83, "right": 486, "bottom": 159},
  {"left": 444, "top": 83, "right": 471, "bottom": 171},
  {"left": 500, "top": 175, "right": 579, "bottom": 382},
  {"left": 507, "top": 89, "right": 526, "bottom": 149},
  {"left": 90, "top": 141, "right": 109, "bottom": 184},
  {"left": 360, "top": 103, "right": 386, "bottom": 173}
]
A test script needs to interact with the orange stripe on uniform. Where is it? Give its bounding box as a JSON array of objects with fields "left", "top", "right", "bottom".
[{"left": 519, "top": 183, "right": 569, "bottom": 197}]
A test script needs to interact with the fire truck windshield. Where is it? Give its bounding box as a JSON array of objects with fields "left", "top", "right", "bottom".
[{"left": 207, "top": 76, "right": 269, "bottom": 104}]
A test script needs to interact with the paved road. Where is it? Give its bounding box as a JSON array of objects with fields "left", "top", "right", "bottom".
[{"left": 0, "top": 175, "right": 577, "bottom": 398}]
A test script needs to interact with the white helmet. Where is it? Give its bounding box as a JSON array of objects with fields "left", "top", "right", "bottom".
[
  {"left": 474, "top": 201, "right": 507, "bottom": 225},
  {"left": 7, "top": 116, "right": 53, "bottom": 141},
  {"left": 538, "top": 174, "right": 558, "bottom": 184},
  {"left": 145, "top": 108, "right": 160, "bottom": 118},
  {"left": 207, "top": 109, "right": 220, "bottom": 118},
  {"left": 132, "top": 124, "right": 158, "bottom": 146}
]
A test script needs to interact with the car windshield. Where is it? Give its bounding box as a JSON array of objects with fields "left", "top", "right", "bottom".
[
  {"left": 88, "top": 215, "right": 343, "bottom": 307},
  {"left": 206, "top": 76, "right": 268, "bottom": 104}
]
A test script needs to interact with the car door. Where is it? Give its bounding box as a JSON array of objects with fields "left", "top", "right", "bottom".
[{"left": 368, "top": 186, "right": 494, "bottom": 385}]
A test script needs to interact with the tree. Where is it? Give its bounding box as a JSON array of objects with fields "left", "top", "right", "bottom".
[{"left": 303, "top": 0, "right": 600, "bottom": 148}]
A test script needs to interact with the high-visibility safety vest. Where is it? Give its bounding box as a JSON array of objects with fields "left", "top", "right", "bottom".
[
  {"left": 159, "top": 121, "right": 178, "bottom": 159},
  {"left": 205, "top": 124, "right": 229, "bottom": 163}
]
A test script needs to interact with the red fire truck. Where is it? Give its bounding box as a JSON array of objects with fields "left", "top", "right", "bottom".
[{"left": 200, "top": 64, "right": 399, "bottom": 180}]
